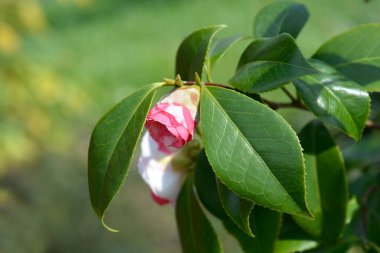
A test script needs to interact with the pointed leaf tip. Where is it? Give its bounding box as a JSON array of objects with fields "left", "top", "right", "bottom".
[
  {"left": 175, "top": 25, "right": 226, "bottom": 81},
  {"left": 201, "top": 86, "right": 309, "bottom": 216},
  {"left": 102, "top": 217, "right": 119, "bottom": 233},
  {"left": 88, "top": 83, "right": 162, "bottom": 226}
]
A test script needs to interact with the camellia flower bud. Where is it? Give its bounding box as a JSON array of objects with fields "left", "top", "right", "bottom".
[{"left": 145, "top": 86, "right": 200, "bottom": 154}]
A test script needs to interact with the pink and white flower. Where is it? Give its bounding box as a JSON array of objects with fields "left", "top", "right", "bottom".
[
  {"left": 138, "top": 86, "right": 201, "bottom": 205},
  {"left": 145, "top": 86, "right": 200, "bottom": 154},
  {"left": 138, "top": 132, "right": 187, "bottom": 205}
]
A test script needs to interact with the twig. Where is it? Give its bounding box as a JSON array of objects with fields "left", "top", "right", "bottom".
[
  {"left": 281, "top": 87, "right": 297, "bottom": 102},
  {"left": 261, "top": 98, "right": 308, "bottom": 111},
  {"left": 184, "top": 81, "right": 236, "bottom": 90}
]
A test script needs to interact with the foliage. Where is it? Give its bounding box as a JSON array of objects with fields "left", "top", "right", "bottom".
[
  {"left": 1, "top": 0, "right": 379, "bottom": 252},
  {"left": 88, "top": 2, "right": 380, "bottom": 253}
]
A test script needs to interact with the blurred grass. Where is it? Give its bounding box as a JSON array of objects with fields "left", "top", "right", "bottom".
[{"left": 1, "top": 0, "right": 380, "bottom": 252}]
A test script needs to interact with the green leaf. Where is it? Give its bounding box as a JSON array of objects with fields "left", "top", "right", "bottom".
[
  {"left": 88, "top": 83, "right": 162, "bottom": 230},
  {"left": 217, "top": 179, "right": 254, "bottom": 237},
  {"left": 176, "top": 174, "right": 222, "bottom": 253},
  {"left": 224, "top": 206, "right": 281, "bottom": 253},
  {"left": 253, "top": 2, "right": 309, "bottom": 39},
  {"left": 293, "top": 120, "right": 348, "bottom": 244},
  {"left": 200, "top": 86, "right": 310, "bottom": 217},
  {"left": 313, "top": 24, "right": 380, "bottom": 92},
  {"left": 175, "top": 25, "right": 226, "bottom": 81},
  {"left": 194, "top": 149, "right": 228, "bottom": 220},
  {"left": 345, "top": 198, "right": 359, "bottom": 225},
  {"left": 230, "top": 34, "right": 316, "bottom": 93},
  {"left": 294, "top": 59, "right": 370, "bottom": 142},
  {"left": 208, "top": 35, "right": 248, "bottom": 69},
  {"left": 279, "top": 215, "right": 314, "bottom": 240},
  {"left": 275, "top": 240, "right": 318, "bottom": 253},
  {"left": 195, "top": 149, "right": 255, "bottom": 237}
]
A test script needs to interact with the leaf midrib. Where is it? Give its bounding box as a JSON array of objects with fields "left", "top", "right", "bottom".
[{"left": 203, "top": 87, "right": 300, "bottom": 210}]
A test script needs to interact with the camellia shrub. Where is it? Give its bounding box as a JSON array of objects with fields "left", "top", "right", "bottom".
[{"left": 88, "top": 2, "right": 380, "bottom": 253}]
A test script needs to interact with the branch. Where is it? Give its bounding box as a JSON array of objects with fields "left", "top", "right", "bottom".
[
  {"left": 261, "top": 98, "right": 308, "bottom": 111},
  {"left": 184, "top": 81, "right": 236, "bottom": 90},
  {"left": 281, "top": 87, "right": 297, "bottom": 102}
]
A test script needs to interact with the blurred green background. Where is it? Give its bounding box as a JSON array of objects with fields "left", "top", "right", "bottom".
[{"left": 1, "top": 0, "right": 379, "bottom": 252}]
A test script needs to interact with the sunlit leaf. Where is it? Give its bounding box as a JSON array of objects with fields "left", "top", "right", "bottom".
[
  {"left": 275, "top": 240, "right": 318, "bottom": 253},
  {"left": 175, "top": 25, "right": 226, "bottom": 81},
  {"left": 230, "top": 34, "right": 316, "bottom": 93},
  {"left": 253, "top": 2, "right": 309, "bottom": 39},
  {"left": 294, "top": 59, "right": 370, "bottom": 141},
  {"left": 88, "top": 83, "right": 162, "bottom": 230},
  {"left": 314, "top": 24, "right": 380, "bottom": 92},
  {"left": 200, "top": 86, "right": 310, "bottom": 217},
  {"left": 208, "top": 35, "right": 248, "bottom": 69}
]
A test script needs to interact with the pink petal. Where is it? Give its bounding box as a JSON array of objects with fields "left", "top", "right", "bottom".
[{"left": 150, "top": 191, "right": 171, "bottom": 205}]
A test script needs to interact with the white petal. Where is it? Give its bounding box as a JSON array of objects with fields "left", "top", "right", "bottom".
[
  {"left": 139, "top": 159, "right": 185, "bottom": 201},
  {"left": 138, "top": 132, "right": 185, "bottom": 202}
]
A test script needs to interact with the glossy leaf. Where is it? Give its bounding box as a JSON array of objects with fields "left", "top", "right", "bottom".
[
  {"left": 176, "top": 174, "right": 222, "bottom": 253},
  {"left": 313, "top": 24, "right": 380, "bottom": 92},
  {"left": 217, "top": 179, "right": 254, "bottom": 237},
  {"left": 225, "top": 207, "right": 281, "bottom": 253},
  {"left": 195, "top": 149, "right": 255, "bottom": 238},
  {"left": 175, "top": 25, "right": 226, "bottom": 81},
  {"left": 88, "top": 83, "right": 162, "bottom": 229},
  {"left": 194, "top": 150, "right": 228, "bottom": 220},
  {"left": 294, "top": 59, "right": 370, "bottom": 141},
  {"left": 293, "top": 120, "right": 348, "bottom": 244},
  {"left": 230, "top": 34, "right": 316, "bottom": 93},
  {"left": 253, "top": 2, "right": 309, "bottom": 39},
  {"left": 200, "top": 86, "right": 310, "bottom": 217},
  {"left": 275, "top": 240, "right": 318, "bottom": 253},
  {"left": 208, "top": 35, "right": 248, "bottom": 69}
]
